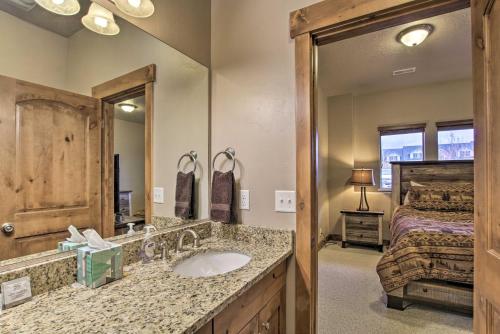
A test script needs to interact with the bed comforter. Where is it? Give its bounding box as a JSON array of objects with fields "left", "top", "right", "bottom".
[{"left": 376, "top": 206, "right": 474, "bottom": 292}]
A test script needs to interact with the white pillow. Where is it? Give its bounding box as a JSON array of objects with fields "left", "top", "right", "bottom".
[{"left": 403, "top": 181, "right": 425, "bottom": 205}]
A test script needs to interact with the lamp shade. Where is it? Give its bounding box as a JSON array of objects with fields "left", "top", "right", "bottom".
[
  {"left": 35, "top": 0, "right": 80, "bottom": 16},
  {"left": 114, "top": 0, "right": 155, "bottom": 18},
  {"left": 351, "top": 169, "right": 375, "bottom": 186},
  {"left": 81, "top": 3, "right": 120, "bottom": 36}
]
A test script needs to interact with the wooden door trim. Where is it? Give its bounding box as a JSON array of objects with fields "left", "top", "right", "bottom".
[
  {"left": 290, "top": 1, "right": 470, "bottom": 332},
  {"left": 92, "top": 65, "right": 156, "bottom": 237}
]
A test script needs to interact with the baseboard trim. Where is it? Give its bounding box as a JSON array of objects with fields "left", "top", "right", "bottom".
[{"left": 327, "top": 234, "right": 390, "bottom": 246}]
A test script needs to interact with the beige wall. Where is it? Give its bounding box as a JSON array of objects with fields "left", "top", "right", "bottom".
[
  {"left": 66, "top": 21, "right": 210, "bottom": 219},
  {"left": 94, "top": 0, "right": 211, "bottom": 67},
  {"left": 114, "top": 119, "right": 146, "bottom": 214},
  {"left": 211, "top": 1, "right": 320, "bottom": 333},
  {"left": 326, "top": 79, "right": 473, "bottom": 239},
  {"left": 317, "top": 87, "right": 330, "bottom": 245},
  {"left": 0, "top": 11, "right": 68, "bottom": 89}
]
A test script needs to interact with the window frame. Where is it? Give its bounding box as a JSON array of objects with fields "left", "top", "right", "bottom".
[
  {"left": 378, "top": 123, "right": 426, "bottom": 191},
  {"left": 436, "top": 119, "right": 474, "bottom": 161}
]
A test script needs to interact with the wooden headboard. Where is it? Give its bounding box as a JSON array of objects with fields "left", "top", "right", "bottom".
[{"left": 390, "top": 160, "right": 474, "bottom": 213}]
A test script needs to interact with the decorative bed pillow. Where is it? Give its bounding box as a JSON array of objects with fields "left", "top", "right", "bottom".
[{"left": 408, "top": 182, "right": 473, "bottom": 212}]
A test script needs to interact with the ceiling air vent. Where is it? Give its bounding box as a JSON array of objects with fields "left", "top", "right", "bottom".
[
  {"left": 393, "top": 67, "right": 416, "bottom": 76},
  {"left": 4, "top": 0, "right": 36, "bottom": 11}
]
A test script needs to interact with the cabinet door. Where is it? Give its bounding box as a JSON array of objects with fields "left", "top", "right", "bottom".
[
  {"left": 259, "top": 290, "right": 284, "bottom": 334},
  {"left": 238, "top": 316, "right": 259, "bottom": 334}
]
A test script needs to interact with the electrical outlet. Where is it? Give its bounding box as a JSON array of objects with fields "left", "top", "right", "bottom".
[
  {"left": 240, "top": 190, "right": 250, "bottom": 210},
  {"left": 275, "top": 191, "right": 296, "bottom": 213},
  {"left": 153, "top": 187, "right": 164, "bottom": 204}
]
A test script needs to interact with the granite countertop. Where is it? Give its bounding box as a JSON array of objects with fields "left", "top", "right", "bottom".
[{"left": 0, "top": 233, "right": 293, "bottom": 334}]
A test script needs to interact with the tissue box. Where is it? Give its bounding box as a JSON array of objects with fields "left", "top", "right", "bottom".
[
  {"left": 57, "top": 241, "right": 87, "bottom": 252},
  {"left": 77, "top": 244, "right": 123, "bottom": 288}
]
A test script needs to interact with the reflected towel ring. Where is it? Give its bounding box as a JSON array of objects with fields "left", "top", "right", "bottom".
[
  {"left": 177, "top": 151, "right": 198, "bottom": 173},
  {"left": 212, "top": 147, "right": 236, "bottom": 172}
]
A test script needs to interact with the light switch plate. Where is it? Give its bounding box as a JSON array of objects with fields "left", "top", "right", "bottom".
[
  {"left": 153, "top": 187, "right": 164, "bottom": 204},
  {"left": 240, "top": 190, "right": 250, "bottom": 210},
  {"left": 275, "top": 191, "right": 296, "bottom": 213}
]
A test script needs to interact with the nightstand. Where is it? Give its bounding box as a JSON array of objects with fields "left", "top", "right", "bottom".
[{"left": 340, "top": 210, "right": 384, "bottom": 252}]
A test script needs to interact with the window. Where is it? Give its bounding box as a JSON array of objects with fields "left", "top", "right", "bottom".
[
  {"left": 379, "top": 124, "right": 425, "bottom": 190},
  {"left": 437, "top": 120, "right": 474, "bottom": 161}
]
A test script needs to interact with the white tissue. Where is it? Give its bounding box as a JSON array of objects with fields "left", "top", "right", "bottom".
[
  {"left": 66, "top": 225, "right": 87, "bottom": 243},
  {"left": 83, "top": 229, "right": 114, "bottom": 249}
]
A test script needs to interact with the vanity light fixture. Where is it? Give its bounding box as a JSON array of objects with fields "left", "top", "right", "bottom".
[
  {"left": 397, "top": 24, "right": 434, "bottom": 47},
  {"left": 113, "top": 0, "right": 155, "bottom": 18},
  {"left": 34, "top": 0, "right": 80, "bottom": 16},
  {"left": 119, "top": 103, "right": 137, "bottom": 113},
  {"left": 81, "top": 3, "right": 120, "bottom": 36}
]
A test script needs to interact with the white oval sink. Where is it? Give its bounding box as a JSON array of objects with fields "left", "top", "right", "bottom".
[{"left": 173, "top": 251, "right": 251, "bottom": 278}]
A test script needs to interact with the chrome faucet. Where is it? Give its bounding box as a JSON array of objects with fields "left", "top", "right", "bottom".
[{"left": 176, "top": 229, "right": 200, "bottom": 253}]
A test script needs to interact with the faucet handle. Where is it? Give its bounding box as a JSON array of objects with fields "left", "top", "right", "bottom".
[{"left": 159, "top": 242, "right": 169, "bottom": 260}]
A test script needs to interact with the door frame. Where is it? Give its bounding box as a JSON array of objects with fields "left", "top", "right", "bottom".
[
  {"left": 289, "top": 1, "right": 471, "bottom": 333},
  {"left": 92, "top": 64, "right": 156, "bottom": 237}
]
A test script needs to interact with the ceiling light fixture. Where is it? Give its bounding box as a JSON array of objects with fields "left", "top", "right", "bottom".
[
  {"left": 34, "top": 0, "right": 80, "bottom": 16},
  {"left": 81, "top": 3, "right": 120, "bottom": 36},
  {"left": 113, "top": 0, "right": 154, "bottom": 18},
  {"left": 119, "top": 103, "right": 137, "bottom": 113},
  {"left": 397, "top": 24, "right": 434, "bottom": 47}
]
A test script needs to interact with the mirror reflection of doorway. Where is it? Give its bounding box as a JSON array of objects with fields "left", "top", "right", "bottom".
[{"left": 113, "top": 95, "right": 146, "bottom": 235}]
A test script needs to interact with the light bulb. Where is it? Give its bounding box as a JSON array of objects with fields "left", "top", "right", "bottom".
[
  {"left": 397, "top": 24, "right": 434, "bottom": 47},
  {"left": 52, "top": 0, "right": 64, "bottom": 4},
  {"left": 120, "top": 104, "right": 136, "bottom": 113},
  {"left": 94, "top": 16, "right": 109, "bottom": 28},
  {"left": 127, "top": 0, "right": 141, "bottom": 8}
]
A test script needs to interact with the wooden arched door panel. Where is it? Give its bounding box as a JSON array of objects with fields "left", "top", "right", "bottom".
[{"left": 0, "top": 76, "right": 101, "bottom": 260}]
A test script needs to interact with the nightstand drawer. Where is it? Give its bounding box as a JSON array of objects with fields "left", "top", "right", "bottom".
[
  {"left": 346, "top": 220, "right": 378, "bottom": 231},
  {"left": 345, "top": 215, "right": 379, "bottom": 227},
  {"left": 346, "top": 230, "right": 378, "bottom": 243}
]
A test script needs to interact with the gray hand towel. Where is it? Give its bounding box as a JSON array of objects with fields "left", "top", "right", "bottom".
[
  {"left": 175, "top": 171, "right": 195, "bottom": 219},
  {"left": 210, "top": 170, "right": 237, "bottom": 223}
]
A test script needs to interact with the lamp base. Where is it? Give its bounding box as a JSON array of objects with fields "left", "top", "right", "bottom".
[{"left": 357, "top": 186, "right": 370, "bottom": 211}]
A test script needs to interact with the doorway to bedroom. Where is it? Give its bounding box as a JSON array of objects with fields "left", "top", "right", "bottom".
[{"left": 315, "top": 7, "right": 474, "bottom": 334}]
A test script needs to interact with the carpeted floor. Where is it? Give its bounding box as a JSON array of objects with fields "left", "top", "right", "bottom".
[{"left": 318, "top": 243, "right": 473, "bottom": 334}]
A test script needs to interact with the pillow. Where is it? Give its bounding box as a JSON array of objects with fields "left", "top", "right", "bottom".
[
  {"left": 403, "top": 181, "right": 424, "bottom": 205},
  {"left": 408, "top": 182, "right": 473, "bottom": 212}
]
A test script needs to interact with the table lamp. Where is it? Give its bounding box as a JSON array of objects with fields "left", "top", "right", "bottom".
[{"left": 351, "top": 169, "right": 375, "bottom": 211}]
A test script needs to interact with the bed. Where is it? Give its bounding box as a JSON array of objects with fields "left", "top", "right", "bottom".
[{"left": 376, "top": 161, "right": 474, "bottom": 314}]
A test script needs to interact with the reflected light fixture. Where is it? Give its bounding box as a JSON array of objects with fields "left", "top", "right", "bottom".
[
  {"left": 34, "top": 0, "right": 80, "bottom": 16},
  {"left": 119, "top": 103, "right": 137, "bottom": 113},
  {"left": 397, "top": 24, "right": 434, "bottom": 47},
  {"left": 114, "top": 0, "right": 155, "bottom": 18},
  {"left": 81, "top": 3, "right": 120, "bottom": 36}
]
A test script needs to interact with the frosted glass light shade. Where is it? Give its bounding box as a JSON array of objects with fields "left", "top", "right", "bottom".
[
  {"left": 34, "top": 0, "right": 80, "bottom": 16},
  {"left": 114, "top": 0, "right": 154, "bottom": 18},
  {"left": 397, "top": 24, "right": 434, "bottom": 47},
  {"left": 82, "top": 3, "right": 120, "bottom": 36}
]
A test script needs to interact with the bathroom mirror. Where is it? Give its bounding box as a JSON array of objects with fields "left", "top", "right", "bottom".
[{"left": 0, "top": 0, "right": 209, "bottom": 264}]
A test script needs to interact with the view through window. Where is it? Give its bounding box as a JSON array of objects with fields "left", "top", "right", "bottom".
[
  {"left": 380, "top": 131, "right": 424, "bottom": 189},
  {"left": 438, "top": 128, "right": 474, "bottom": 160}
]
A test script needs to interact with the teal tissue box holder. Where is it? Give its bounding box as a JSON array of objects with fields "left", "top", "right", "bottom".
[
  {"left": 57, "top": 241, "right": 87, "bottom": 252},
  {"left": 77, "top": 244, "right": 123, "bottom": 288}
]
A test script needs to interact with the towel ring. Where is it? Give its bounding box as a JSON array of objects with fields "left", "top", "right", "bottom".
[
  {"left": 177, "top": 151, "right": 198, "bottom": 173},
  {"left": 212, "top": 147, "right": 236, "bottom": 172}
]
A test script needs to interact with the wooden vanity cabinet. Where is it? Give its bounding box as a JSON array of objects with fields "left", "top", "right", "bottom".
[{"left": 195, "top": 261, "right": 286, "bottom": 334}]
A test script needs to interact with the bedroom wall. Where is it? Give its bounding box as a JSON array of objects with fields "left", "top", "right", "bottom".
[
  {"left": 114, "top": 118, "right": 146, "bottom": 215},
  {"left": 327, "top": 78, "right": 473, "bottom": 239},
  {"left": 318, "top": 87, "right": 330, "bottom": 245}
]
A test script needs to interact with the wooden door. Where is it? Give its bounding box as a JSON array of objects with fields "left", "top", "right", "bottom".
[
  {"left": 472, "top": 0, "right": 500, "bottom": 332},
  {"left": 0, "top": 76, "right": 101, "bottom": 260},
  {"left": 259, "top": 291, "right": 284, "bottom": 334},
  {"left": 237, "top": 316, "right": 258, "bottom": 334}
]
